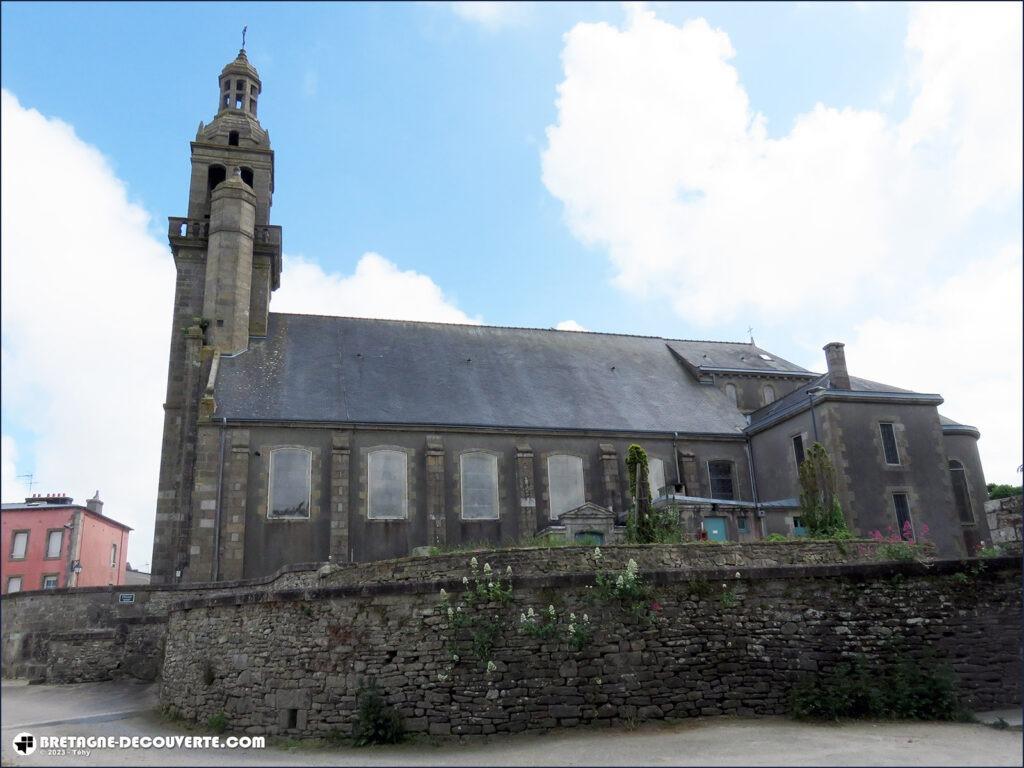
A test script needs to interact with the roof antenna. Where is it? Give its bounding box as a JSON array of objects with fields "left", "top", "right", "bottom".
[
  {"left": 747, "top": 326, "right": 755, "bottom": 345},
  {"left": 241, "top": 25, "right": 248, "bottom": 51},
  {"left": 16, "top": 473, "right": 35, "bottom": 493}
]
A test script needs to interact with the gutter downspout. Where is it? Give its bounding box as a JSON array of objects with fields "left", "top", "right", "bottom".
[
  {"left": 672, "top": 432, "right": 681, "bottom": 486},
  {"left": 213, "top": 417, "right": 227, "bottom": 582},
  {"left": 744, "top": 439, "right": 762, "bottom": 538}
]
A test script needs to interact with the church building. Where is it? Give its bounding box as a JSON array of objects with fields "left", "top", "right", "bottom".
[{"left": 150, "top": 50, "right": 991, "bottom": 584}]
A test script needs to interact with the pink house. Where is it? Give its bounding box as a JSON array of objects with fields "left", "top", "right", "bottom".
[{"left": 1, "top": 492, "right": 131, "bottom": 593}]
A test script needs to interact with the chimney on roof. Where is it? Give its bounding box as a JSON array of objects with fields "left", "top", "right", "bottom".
[
  {"left": 86, "top": 490, "right": 104, "bottom": 516},
  {"left": 823, "top": 342, "right": 851, "bottom": 390},
  {"left": 26, "top": 492, "right": 74, "bottom": 505}
]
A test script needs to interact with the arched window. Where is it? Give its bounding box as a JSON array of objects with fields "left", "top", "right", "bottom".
[
  {"left": 948, "top": 460, "right": 975, "bottom": 523},
  {"left": 548, "top": 455, "right": 584, "bottom": 520},
  {"left": 240, "top": 167, "right": 254, "bottom": 188},
  {"left": 368, "top": 449, "right": 408, "bottom": 519},
  {"left": 725, "top": 383, "right": 738, "bottom": 406},
  {"left": 460, "top": 452, "right": 499, "bottom": 520},
  {"left": 207, "top": 164, "right": 226, "bottom": 192},
  {"left": 762, "top": 384, "right": 775, "bottom": 405},
  {"left": 228, "top": 131, "right": 239, "bottom": 146},
  {"left": 648, "top": 457, "right": 666, "bottom": 500},
  {"left": 268, "top": 447, "right": 311, "bottom": 519}
]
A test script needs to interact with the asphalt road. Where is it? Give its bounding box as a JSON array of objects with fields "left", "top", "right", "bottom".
[{"left": 2, "top": 680, "right": 1021, "bottom": 766}]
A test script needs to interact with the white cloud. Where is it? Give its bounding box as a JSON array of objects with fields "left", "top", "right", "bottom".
[
  {"left": 542, "top": 3, "right": 1022, "bottom": 324},
  {"left": 1, "top": 435, "right": 30, "bottom": 503},
  {"left": 1, "top": 91, "right": 477, "bottom": 570},
  {"left": 1, "top": 89, "right": 175, "bottom": 568},
  {"left": 555, "top": 320, "right": 588, "bottom": 332},
  {"left": 846, "top": 244, "right": 1023, "bottom": 484},
  {"left": 450, "top": 1, "right": 527, "bottom": 30},
  {"left": 542, "top": 3, "right": 1022, "bottom": 482},
  {"left": 273, "top": 253, "right": 479, "bottom": 324}
]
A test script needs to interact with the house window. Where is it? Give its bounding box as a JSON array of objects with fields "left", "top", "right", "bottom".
[
  {"left": 10, "top": 531, "right": 28, "bottom": 560},
  {"left": 948, "top": 460, "right": 975, "bottom": 524},
  {"left": 725, "top": 383, "right": 738, "bottom": 406},
  {"left": 460, "top": 452, "right": 499, "bottom": 520},
  {"left": 42, "top": 574, "right": 58, "bottom": 590},
  {"left": 45, "top": 529, "right": 63, "bottom": 559},
  {"left": 368, "top": 449, "right": 408, "bottom": 519},
  {"left": 708, "top": 461, "right": 735, "bottom": 500},
  {"left": 892, "top": 493, "right": 914, "bottom": 539},
  {"left": 268, "top": 447, "right": 312, "bottom": 519},
  {"left": 792, "top": 435, "right": 805, "bottom": 466},
  {"left": 879, "top": 423, "right": 900, "bottom": 465},
  {"left": 548, "top": 455, "right": 585, "bottom": 519},
  {"left": 762, "top": 385, "right": 775, "bottom": 405},
  {"left": 6, "top": 576, "right": 22, "bottom": 594},
  {"left": 648, "top": 457, "right": 666, "bottom": 500},
  {"left": 737, "top": 516, "right": 749, "bottom": 533},
  {"left": 110, "top": 544, "right": 118, "bottom": 568}
]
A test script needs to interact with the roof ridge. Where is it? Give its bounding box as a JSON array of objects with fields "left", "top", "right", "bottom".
[{"left": 267, "top": 311, "right": 751, "bottom": 346}]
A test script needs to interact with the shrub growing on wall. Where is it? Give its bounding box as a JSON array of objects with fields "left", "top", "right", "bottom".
[
  {"left": 798, "top": 443, "right": 849, "bottom": 538},
  {"left": 352, "top": 679, "right": 404, "bottom": 746},
  {"left": 626, "top": 444, "right": 652, "bottom": 542}
]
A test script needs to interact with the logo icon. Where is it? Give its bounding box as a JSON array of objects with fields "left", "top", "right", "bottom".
[{"left": 13, "top": 732, "right": 36, "bottom": 755}]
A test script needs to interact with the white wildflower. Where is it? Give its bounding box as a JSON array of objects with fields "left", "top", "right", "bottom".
[
  {"left": 483, "top": 562, "right": 492, "bottom": 575},
  {"left": 486, "top": 660, "right": 497, "bottom": 673},
  {"left": 627, "top": 558, "right": 639, "bottom": 574},
  {"left": 452, "top": 653, "right": 460, "bottom": 662},
  {"left": 488, "top": 581, "right": 494, "bottom": 589},
  {"left": 594, "top": 546, "right": 602, "bottom": 560},
  {"left": 582, "top": 614, "right": 590, "bottom": 623},
  {"left": 527, "top": 607, "right": 535, "bottom": 618},
  {"left": 470, "top": 556, "right": 478, "bottom": 570},
  {"left": 506, "top": 565, "right": 513, "bottom": 577},
  {"left": 439, "top": 588, "right": 448, "bottom": 600},
  {"left": 568, "top": 624, "right": 576, "bottom": 634},
  {"left": 456, "top": 606, "right": 463, "bottom": 613},
  {"left": 570, "top": 613, "right": 576, "bottom": 621},
  {"left": 734, "top": 571, "right": 741, "bottom": 579},
  {"left": 447, "top": 606, "right": 454, "bottom": 617},
  {"left": 462, "top": 576, "right": 469, "bottom": 585},
  {"left": 520, "top": 613, "right": 527, "bottom": 623},
  {"left": 548, "top": 605, "right": 556, "bottom": 616},
  {"left": 438, "top": 672, "right": 448, "bottom": 681}
]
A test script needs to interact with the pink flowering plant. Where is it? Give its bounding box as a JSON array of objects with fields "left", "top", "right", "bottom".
[{"left": 868, "top": 521, "right": 932, "bottom": 562}]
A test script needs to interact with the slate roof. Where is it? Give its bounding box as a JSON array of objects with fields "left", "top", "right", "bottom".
[
  {"left": 746, "top": 372, "right": 932, "bottom": 431},
  {"left": 213, "top": 313, "right": 770, "bottom": 435},
  {"left": 665, "top": 340, "right": 810, "bottom": 375}
]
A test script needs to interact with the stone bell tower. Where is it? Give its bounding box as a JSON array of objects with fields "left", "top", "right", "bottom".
[{"left": 151, "top": 48, "right": 282, "bottom": 584}]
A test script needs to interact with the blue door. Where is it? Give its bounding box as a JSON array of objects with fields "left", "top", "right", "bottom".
[
  {"left": 793, "top": 516, "right": 807, "bottom": 537},
  {"left": 705, "top": 517, "right": 727, "bottom": 542}
]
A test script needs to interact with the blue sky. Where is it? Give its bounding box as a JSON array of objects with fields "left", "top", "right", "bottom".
[
  {"left": 2, "top": 2, "right": 1021, "bottom": 566},
  {"left": 2, "top": 1, "right": 916, "bottom": 335}
]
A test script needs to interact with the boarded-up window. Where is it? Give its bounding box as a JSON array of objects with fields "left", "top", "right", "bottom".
[
  {"left": 46, "top": 530, "right": 63, "bottom": 559},
  {"left": 461, "top": 452, "right": 499, "bottom": 520},
  {"left": 7, "top": 577, "right": 22, "bottom": 594},
  {"left": 648, "top": 457, "right": 666, "bottom": 500},
  {"left": 268, "top": 448, "right": 312, "bottom": 518},
  {"left": 948, "top": 461, "right": 975, "bottom": 523},
  {"left": 368, "top": 450, "right": 408, "bottom": 519},
  {"left": 548, "top": 455, "right": 585, "bottom": 520},
  {"left": 762, "top": 385, "right": 775, "bottom": 405},
  {"left": 725, "top": 383, "right": 738, "bottom": 406},
  {"left": 709, "top": 461, "right": 735, "bottom": 500},
  {"left": 10, "top": 531, "right": 28, "bottom": 559}
]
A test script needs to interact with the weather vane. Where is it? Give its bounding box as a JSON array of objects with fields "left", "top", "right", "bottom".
[{"left": 242, "top": 25, "right": 247, "bottom": 51}]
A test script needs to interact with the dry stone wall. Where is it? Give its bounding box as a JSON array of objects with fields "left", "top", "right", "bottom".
[
  {"left": 159, "top": 557, "right": 1021, "bottom": 738},
  {"left": 0, "top": 541, "right": 883, "bottom": 684}
]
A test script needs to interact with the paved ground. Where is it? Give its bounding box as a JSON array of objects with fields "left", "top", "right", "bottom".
[{"left": 2, "top": 680, "right": 1020, "bottom": 767}]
